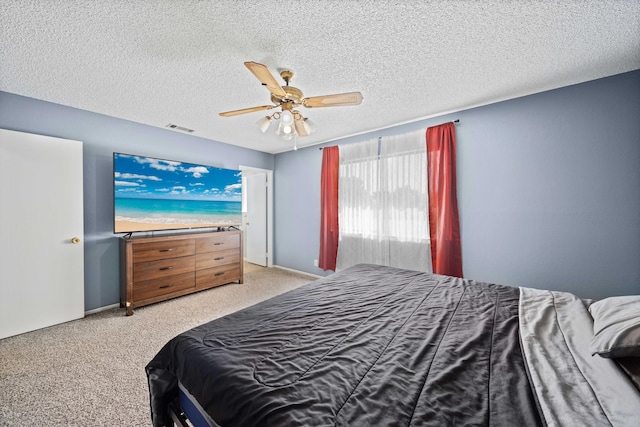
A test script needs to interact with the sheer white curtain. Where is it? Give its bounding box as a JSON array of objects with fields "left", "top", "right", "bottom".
[
  {"left": 336, "top": 138, "right": 379, "bottom": 270},
  {"left": 336, "top": 130, "right": 432, "bottom": 272}
]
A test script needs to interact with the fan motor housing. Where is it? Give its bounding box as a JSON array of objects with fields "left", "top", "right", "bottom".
[{"left": 272, "top": 86, "right": 304, "bottom": 105}]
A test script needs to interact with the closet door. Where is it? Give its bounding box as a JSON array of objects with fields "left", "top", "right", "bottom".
[{"left": 0, "top": 128, "right": 84, "bottom": 339}]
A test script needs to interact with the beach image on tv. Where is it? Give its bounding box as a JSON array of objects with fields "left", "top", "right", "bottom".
[{"left": 114, "top": 153, "right": 242, "bottom": 233}]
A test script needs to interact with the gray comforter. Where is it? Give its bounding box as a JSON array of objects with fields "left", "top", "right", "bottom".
[{"left": 147, "top": 264, "right": 542, "bottom": 426}]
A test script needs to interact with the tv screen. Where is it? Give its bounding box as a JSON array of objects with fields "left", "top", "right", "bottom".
[{"left": 113, "top": 153, "right": 242, "bottom": 233}]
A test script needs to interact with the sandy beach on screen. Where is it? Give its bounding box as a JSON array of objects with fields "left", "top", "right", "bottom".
[{"left": 115, "top": 220, "right": 235, "bottom": 233}]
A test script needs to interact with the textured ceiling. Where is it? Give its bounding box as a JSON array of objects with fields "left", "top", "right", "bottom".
[{"left": 1, "top": 1, "right": 639, "bottom": 154}]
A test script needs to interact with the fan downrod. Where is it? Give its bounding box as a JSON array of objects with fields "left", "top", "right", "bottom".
[{"left": 280, "top": 70, "right": 294, "bottom": 85}]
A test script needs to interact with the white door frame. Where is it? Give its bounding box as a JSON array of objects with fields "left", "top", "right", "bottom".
[{"left": 239, "top": 165, "right": 273, "bottom": 267}]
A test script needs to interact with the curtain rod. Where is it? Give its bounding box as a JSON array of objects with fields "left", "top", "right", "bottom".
[{"left": 318, "top": 119, "right": 459, "bottom": 150}]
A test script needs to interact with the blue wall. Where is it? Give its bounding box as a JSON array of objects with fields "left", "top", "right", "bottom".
[
  {"left": 274, "top": 70, "right": 640, "bottom": 299},
  {"left": 0, "top": 92, "right": 274, "bottom": 311},
  {"left": 2, "top": 70, "right": 638, "bottom": 309}
]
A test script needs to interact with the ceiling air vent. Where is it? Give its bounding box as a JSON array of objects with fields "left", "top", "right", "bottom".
[{"left": 165, "top": 123, "right": 195, "bottom": 133}]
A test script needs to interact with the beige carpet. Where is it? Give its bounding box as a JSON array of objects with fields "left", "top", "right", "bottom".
[{"left": 0, "top": 264, "right": 315, "bottom": 426}]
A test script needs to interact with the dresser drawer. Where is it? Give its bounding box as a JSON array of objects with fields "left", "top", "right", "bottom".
[
  {"left": 134, "top": 272, "right": 195, "bottom": 301},
  {"left": 134, "top": 255, "right": 195, "bottom": 282},
  {"left": 133, "top": 239, "right": 195, "bottom": 263},
  {"left": 196, "top": 264, "right": 241, "bottom": 288},
  {"left": 195, "top": 248, "right": 240, "bottom": 270},
  {"left": 195, "top": 233, "right": 239, "bottom": 254}
]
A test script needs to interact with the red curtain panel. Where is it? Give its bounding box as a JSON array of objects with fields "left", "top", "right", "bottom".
[
  {"left": 426, "top": 123, "right": 463, "bottom": 277},
  {"left": 319, "top": 146, "right": 340, "bottom": 271}
]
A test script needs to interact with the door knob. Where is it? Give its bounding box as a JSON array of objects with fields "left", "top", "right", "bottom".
[
  {"left": 246, "top": 222, "right": 250, "bottom": 225},
  {"left": 71, "top": 237, "right": 80, "bottom": 244}
]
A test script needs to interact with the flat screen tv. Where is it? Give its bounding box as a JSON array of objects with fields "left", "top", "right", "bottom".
[{"left": 113, "top": 153, "right": 242, "bottom": 234}]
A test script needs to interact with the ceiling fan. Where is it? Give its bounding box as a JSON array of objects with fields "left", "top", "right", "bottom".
[{"left": 219, "top": 62, "right": 363, "bottom": 140}]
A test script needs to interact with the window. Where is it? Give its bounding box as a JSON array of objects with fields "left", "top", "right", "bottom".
[{"left": 336, "top": 131, "right": 432, "bottom": 272}]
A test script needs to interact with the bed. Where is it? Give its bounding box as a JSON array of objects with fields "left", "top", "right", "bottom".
[{"left": 146, "top": 264, "right": 640, "bottom": 426}]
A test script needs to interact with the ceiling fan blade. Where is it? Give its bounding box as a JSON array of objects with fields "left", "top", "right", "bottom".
[
  {"left": 219, "top": 105, "right": 276, "bottom": 117},
  {"left": 244, "top": 61, "right": 287, "bottom": 98},
  {"left": 303, "top": 91, "right": 363, "bottom": 108}
]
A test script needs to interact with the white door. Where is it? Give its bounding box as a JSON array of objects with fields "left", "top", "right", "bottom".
[
  {"left": 245, "top": 172, "right": 268, "bottom": 266},
  {"left": 0, "top": 128, "right": 84, "bottom": 339}
]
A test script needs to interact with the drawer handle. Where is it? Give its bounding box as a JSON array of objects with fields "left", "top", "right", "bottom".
[
  {"left": 214, "top": 257, "right": 224, "bottom": 261},
  {"left": 159, "top": 266, "right": 174, "bottom": 271},
  {"left": 159, "top": 248, "right": 174, "bottom": 252},
  {"left": 159, "top": 284, "right": 174, "bottom": 289},
  {"left": 213, "top": 242, "right": 224, "bottom": 246},
  {"left": 214, "top": 272, "right": 225, "bottom": 277}
]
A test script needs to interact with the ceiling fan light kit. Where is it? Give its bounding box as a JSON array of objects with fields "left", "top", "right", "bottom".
[
  {"left": 220, "top": 61, "right": 363, "bottom": 147},
  {"left": 257, "top": 115, "right": 272, "bottom": 133}
]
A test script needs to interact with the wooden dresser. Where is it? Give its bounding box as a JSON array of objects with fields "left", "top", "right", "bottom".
[{"left": 119, "top": 229, "right": 243, "bottom": 315}]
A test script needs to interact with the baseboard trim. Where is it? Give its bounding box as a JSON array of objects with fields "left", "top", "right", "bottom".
[
  {"left": 272, "top": 265, "right": 323, "bottom": 279},
  {"left": 85, "top": 303, "right": 120, "bottom": 316}
]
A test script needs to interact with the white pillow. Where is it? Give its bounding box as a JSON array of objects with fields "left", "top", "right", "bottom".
[{"left": 589, "top": 295, "right": 640, "bottom": 358}]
